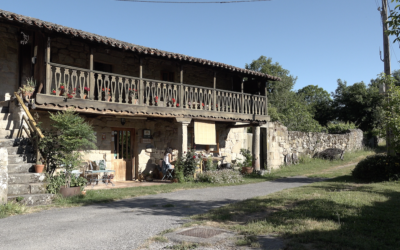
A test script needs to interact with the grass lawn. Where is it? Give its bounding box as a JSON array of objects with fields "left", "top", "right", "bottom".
[
  {"left": 189, "top": 148, "right": 400, "bottom": 249},
  {"left": 1, "top": 147, "right": 376, "bottom": 219}
]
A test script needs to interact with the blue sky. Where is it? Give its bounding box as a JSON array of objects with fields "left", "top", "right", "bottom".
[{"left": 2, "top": 0, "right": 399, "bottom": 94}]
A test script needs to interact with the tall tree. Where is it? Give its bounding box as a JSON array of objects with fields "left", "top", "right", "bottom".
[
  {"left": 331, "top": 79, "right": 384, "bottom": 134},
  {"left": 297, "top": 85, "right": 333, "bottom": 126}
]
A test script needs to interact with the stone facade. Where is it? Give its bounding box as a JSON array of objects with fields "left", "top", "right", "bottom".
[
  {"left": 0, "top": 23, "right": 19, "bottom": 102},
  {"left": 0, "top": 148, "right": 8, "bottom": 204},
  {"left": 266, "top": 122, "right": 364, "bottom": 169}
]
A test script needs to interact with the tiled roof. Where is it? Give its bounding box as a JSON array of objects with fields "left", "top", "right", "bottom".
[{"left": 0, "top": 9, "right": 280, "bottom": 81}]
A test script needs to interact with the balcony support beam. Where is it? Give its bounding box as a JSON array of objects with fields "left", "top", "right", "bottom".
[
  {"left": 176, "top": 118, "right": 191, "bottom": 157},
  {"left": 45, "top": 37, "right": 51, "bottom": 95},
  {"left": 252, "top": 125, "right": 261, "bottom": 171},
  {"left": 240, "top": 77, "right": 244, "bottom": 113},
  {"left": 213, "top": 72, "right": 217, "bottom": 111},
  {"left": 139, "top": 57, "right": 144, "bottom": 105},
  {"left": 89, "top": 48, "right": 94, "bottom": 100},
  {"left": 180, "top": 65, "right": 183, "bottom": 109},
  {"left": 265, "top": 81, "right": 268, "bottom": 116}
]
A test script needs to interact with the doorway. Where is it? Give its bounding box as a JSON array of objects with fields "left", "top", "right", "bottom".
[{"left": 111, "top": 128, "right": 135, "bottom": 181}]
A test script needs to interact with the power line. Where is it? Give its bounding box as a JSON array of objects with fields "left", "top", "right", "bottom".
[{"left": 117, "top": 0, "right": 270, "bottom": 3}]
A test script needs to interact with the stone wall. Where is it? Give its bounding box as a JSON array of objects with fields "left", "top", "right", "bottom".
[
  {"left": 37, "top": 112, "right": 251, "bottom": 178},
  {"left": 0, "top": 23, "right": 19, "bottom": 102},
  {"left": 0, "top": 148, "right": 8, "bottom": 204},
  {"left": 266, "top": 122, "right": 364, "bottom": 169}
]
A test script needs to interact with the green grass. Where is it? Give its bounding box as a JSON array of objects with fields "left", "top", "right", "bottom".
[
  {"left": 0, "top": 201, "right": 27, "bottom": 219},
  {"left": 190, "top": 147, "right": 400, "bottom": 249},
  {"left": 1, "top": 147, "right": 376, "bottom": 219}
]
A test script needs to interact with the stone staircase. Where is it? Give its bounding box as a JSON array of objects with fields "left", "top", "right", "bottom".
[{"left": 0, "top": 102, "right": 53, "bottom": 206}]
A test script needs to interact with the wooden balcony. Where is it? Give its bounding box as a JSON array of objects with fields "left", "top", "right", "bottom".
[{"left": 36, "top": 62, "right": 269, "bottom": 122}]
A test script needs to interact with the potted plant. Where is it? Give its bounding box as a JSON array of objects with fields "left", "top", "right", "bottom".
[
  {"left": 34, "top": 158, "right": 45, "bottom": 173},
  {"left": 78, "top": 86, "right": 90, "bottom": 99},
  {"left": 239, "top": 148, "right": 254, "bottom": 174},
  {"left": 38, "top": 109, "right": 97, "bottom": 197},
  {"left": 102, "top": 87, "right": 111, "bottom": 102},
  {"left": 128, "top": 88, "right": 138, "bottom": 104},
  {"left": 19, "top": 77, "right": 36, "bottom": 99}
]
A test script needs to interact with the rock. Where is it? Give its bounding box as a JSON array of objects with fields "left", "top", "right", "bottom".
[{"left": 314, "top": 148, "right": 345, "bottom": 161}]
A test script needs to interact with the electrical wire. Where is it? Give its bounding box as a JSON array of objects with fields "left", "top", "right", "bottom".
[{"left": 117, "top": 0, "right": 270, "bottom": 3}]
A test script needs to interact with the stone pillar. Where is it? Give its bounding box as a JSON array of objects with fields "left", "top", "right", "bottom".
[
  {"left": 0, "top": 148, "right": 8, "bottom": 205},
  {"left": 176, "top": 118, "right": 191, "bottom": 158},
  {"left": 252, "top": 125, "right": 260, "bottom": 171}
]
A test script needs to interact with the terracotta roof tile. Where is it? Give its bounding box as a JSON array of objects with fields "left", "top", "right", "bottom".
[{"left": 0, "top": 9, "right": 281, "bottom": 81}]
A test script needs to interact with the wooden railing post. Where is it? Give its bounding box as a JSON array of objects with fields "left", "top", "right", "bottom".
[
  {"left": 213, "top": 72, "right": 217, "bottom": 111},
  {"left": 139, "top": 57, "right": 144, "bottom": 105},
  {"left": 180, "top": 65, "right": 184, "bottom": 109},
  {"left": 265, "top": 81, "right": 268, "bottom": 116},
  {"left": 240, "top": 77, "right": 244, "bottom": 113},
  {"left": 45, "top": 37, "right": 51, "bottom": 95},
  {"left": 89, "top": 48, "right": 94, "bottom": 100}
]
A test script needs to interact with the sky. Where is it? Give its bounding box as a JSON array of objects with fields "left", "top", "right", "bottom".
[{"left": 1, "top": 0, "right": 400, "bottom": 95}]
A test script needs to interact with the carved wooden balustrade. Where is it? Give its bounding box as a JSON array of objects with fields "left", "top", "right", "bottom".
[{"left": 45, "top": 63, "right": 267, "bottom": 116}]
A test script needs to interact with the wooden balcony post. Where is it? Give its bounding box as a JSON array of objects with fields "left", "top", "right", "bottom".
[
  {"left": 240, "top": 77, "right": 244, "bottom": 113},
  {"left": 252, "top": 124, "right": 261, "bottom": 171},
  {"left": 45, "top": 37, "right": 51, "bottom": 95},
  {"left": 180, "top": 65, "right": 183, "bottom": 109},
  {"left": 265, "top": 81, "right": 268, "bottom": 116},
  {"left": 139, "top": 57, "right": 144, "bottom": 105},
  {"left": 89, "top": 48, "right": 94, "bottom": 100},
  {"left": 213, "top": 72, "right": 217, "bottom": 111}
]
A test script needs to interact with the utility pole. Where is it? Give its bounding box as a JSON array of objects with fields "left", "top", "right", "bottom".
[{"left": 380, "top": 0, "right": 394, "bottom": 155}]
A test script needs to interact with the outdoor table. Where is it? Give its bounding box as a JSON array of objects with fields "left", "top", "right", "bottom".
[{"left": 85, "top": 169, "right": 115, "bottom": 188}]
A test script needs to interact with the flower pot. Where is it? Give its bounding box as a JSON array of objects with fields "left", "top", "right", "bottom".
[
  {"left": 172, "top": 178, "right": 178, "bottom": 183},
  {"left": 242, "top": 167, "right": 254, "bottom": 174},
  {"left": 59, "top": 89, "right": 65, "bottom": 96},
  {"left": 83, "top": 94, "right": 87, "bottom": 99},
  {"left": 107, "top": 96, "right": 111, "bottom": 102},
  {"left": 60, "top": 186, "right": 81, "bottom": 197},
  {"left": 34, "top": 164, "right": 45, "bottom": 173}
]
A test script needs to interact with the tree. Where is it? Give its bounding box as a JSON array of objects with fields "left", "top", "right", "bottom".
[
  {"left": 331, "top": 79, "right": 384, "bottom": 135},
  {"left": 38, "top": 109, "right": 97, "bottom": 187},
  {"left": 297, "top": 85, "right": 333, "bottom": 126},
  {"left": 376, "top": 73, "right": 400, "bottom": 153},
  {"left": 387, "top": 0, "right": 400, "bottom": 43},
  {"left": 245, "top": 56, "right": 298, "bottom": 113}
]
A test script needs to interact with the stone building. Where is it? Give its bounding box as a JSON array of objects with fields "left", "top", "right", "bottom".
[{"left": 0, "top": 9, "right": 280, "bottom": 184}]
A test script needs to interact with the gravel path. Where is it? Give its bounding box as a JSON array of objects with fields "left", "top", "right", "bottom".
[{"left": 0, "top": 177, "right": 321, "bottom": 250}]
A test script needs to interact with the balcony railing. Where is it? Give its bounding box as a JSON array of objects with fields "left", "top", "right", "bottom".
[{"left": 45, "top": 63, "right": 267, "bottom": 116}]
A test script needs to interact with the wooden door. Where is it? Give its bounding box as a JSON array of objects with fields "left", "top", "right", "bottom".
[{"left": 111, "top": 128, "right": 135, "bottom": 181}]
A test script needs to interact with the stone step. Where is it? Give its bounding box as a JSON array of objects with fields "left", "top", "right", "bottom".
[
  {"left": 7, "top": 163, "right": 34, "bottom": 173},
  {"left": 8, "top": 154, "right": 34, "bottom": 164},
  {"left": 7, "top": 183, "right": 47, "bottom": 195},
  {"left": 0, "top": 129, "right": 14, "bottom": 139},
  {"left": 8, "top": 193, "right": 54, "bottom": 206},
  {"left": 0, "top": 118, "right": 15, "bottom": 129},
  {"left": 0, "top": 139, "right": 14, "bottom": 147},
  {"left": 8, "top": 173, "right": 46, "bottom": 184},
  {"left": 6, "top": 145, "right": 34, "bottom": 155}
]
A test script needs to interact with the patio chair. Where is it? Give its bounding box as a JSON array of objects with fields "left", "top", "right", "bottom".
[{"left": 162, "top": 168, "right": 174, "bottom": 180}]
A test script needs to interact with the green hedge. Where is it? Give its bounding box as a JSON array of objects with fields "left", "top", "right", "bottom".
[{"left": 352, "top": 154, "right": 400, "bottom": 182}]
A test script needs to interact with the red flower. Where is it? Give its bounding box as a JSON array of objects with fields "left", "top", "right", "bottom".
[
  {"left": 73, "top": 88, "right": 76, "bottom": 91},
  {"left": 172, "top": 98, "right": 176, "bottom": 103},
  {"left": 176, "top": 103, "right": 180, "bottom": 107},
  {"left": 102, "top": 88, "right": 105, "bottom": 91},
  {"left": 193, "top": 155, "right": 196, "bottom": 159},
  {"left": 155, "top": 96, "right": 159, "bottom": 100},
  {"left": 202, "top": 103, "right": 205, "bottom": 107},
  {"left": 52, "top": 90, "right": 56, "bottom": 94},
  {"left": 129, "top": 88, "right": 131, "bottom": 91},
  {"left": 60, "top": 86, "right": 65, "bottom": 89}
]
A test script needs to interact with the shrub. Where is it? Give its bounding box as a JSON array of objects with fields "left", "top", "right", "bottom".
[
  {"left": 175, "top": 150, "right": 198, "bottom": 178},
  {"left": 326, "top": 121, "right": 357, "bottom": 134},
  {"left": 197, "top": 169, "right": 244, "bottom": 184},
  {"left": 238, "top": 148, "right": 252, "bottom": 167},
  {"left": 352, "top": 153, "right": 400, "bottom": 182},
  {"left": 46, "top": 172, "right": 88, "bottom": 194}
]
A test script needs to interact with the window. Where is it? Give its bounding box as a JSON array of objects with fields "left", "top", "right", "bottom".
[{"left": 161, "top": 70, "right": 175, "bottom": 82}]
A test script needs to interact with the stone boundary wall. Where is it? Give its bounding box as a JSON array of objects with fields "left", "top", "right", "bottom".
[{"left": 267, "top": 122, "right": 364, "bottom": 169}]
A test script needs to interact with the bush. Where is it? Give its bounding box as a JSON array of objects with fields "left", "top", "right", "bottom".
[
  {"left": 326, "top": 121, "right": 357, "bottom": 134},
  {"left": 238, "top": 148, "right": 252, "bottom": 167},
  {"left": 46, "top": 172, "right": 88, "bottom": 194},
  {"left": 175, "top": 150, "right": 198, "bottom": 178},
  {"left": 197, "top": 169, "right": 244, "bottom": 184},
  {"left": 352, "top": 153, "right": 400, "bottom": 182}
]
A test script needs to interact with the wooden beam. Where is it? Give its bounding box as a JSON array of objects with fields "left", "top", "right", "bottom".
[
  {"left": 180, "top": 65, "right": 183, "bottom": 109},
  {"left": 45, "top": 37, "right": 51, "bottom": 95},
  {"left": 89, "top": 48, "right": 94, "bottom": 100},
  {"left": 213, "top": 72, "right": 217, "bottom": 111},
  {"left": 139, "top": 57, "right": 143, "bottom": 105}
]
